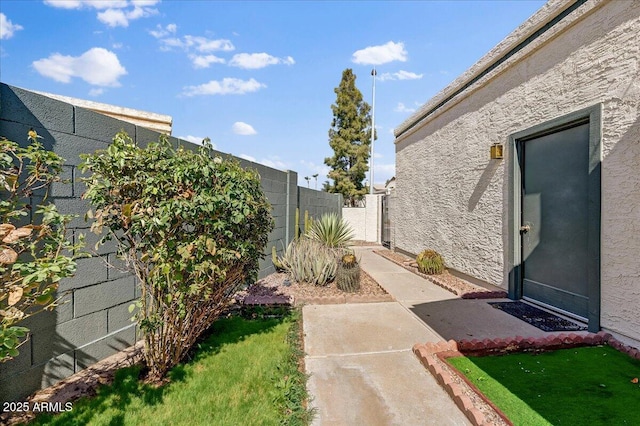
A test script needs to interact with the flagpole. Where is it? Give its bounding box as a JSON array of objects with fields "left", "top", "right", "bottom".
[{"left": 370, "top": 67, "right": 376, "bottom": 194}]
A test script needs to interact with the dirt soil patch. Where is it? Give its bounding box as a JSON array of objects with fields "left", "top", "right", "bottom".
[
  {"left": 374, "top": 248, "right": 507, "bottom": 299},
  {"left": 235, "top": 269, "right": 393, "bottom": 306}
]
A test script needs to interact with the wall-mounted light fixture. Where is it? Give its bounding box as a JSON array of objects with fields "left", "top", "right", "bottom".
[{"left": 490, "top": 143, "right": 504, "bottom": 160}]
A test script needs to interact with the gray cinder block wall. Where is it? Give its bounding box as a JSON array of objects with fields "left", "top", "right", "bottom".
[
  {"left": 298, "top": 186, "right": 343, "bottom": 228},
  {"left": 0, "top": 83, "right": 341, "bottom": 402}
]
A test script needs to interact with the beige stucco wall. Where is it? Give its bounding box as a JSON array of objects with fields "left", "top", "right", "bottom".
[
  {"left": 343, "top": 194, "right": 382, "bottom": 242},
  {"left": 393, "top": 0, "right": 640, "bottom": 343}
]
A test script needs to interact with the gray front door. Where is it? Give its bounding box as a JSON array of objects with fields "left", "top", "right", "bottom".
[{"left": 520, "top": 122, "right": 590, "bottom": 319}]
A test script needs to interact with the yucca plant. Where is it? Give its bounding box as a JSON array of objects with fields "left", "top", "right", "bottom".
[
  {"left": 277, "top": 238, "right": 337, "bottom": 286},
  {"left": 306, "top": 212, "right": 354, "bottom": 248},
  {"left": 416, "top": 249, "right": 445, "bottom": 275}
]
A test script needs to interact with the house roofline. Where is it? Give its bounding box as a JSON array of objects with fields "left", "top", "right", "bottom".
[
  {"left": 394, "top": 0, "right": 596, "bottom": 141},
  {"left": 32, "top": 89, "right": 173, "bottom": 135}
]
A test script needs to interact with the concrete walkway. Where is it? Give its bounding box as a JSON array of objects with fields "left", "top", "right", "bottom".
[{"left": 303, "top": 246, "right": 583, "bottom": 425}]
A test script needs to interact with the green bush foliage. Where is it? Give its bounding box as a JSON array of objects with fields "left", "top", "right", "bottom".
[
  {"left": 416, "top": 249, "right": 445, "bottom": 275},
  {"left": 80, "top": 132, "right": 273, "bottom": 381},
  {"left": 276, "top": 238, "right": 336, "bottom": 286},
  {"left": 0, "top": 131, "right": 82, "bottom": 362},
  {"left": 306, "top": 212, "right": 354, "bottom": 248}
]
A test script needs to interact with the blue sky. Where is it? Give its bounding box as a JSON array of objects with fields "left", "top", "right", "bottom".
[{"left": 0, "top": 0, "right": 545, "bottom": 187}]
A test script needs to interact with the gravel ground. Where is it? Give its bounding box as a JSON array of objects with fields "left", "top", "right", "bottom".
[
  {"left": 235, "top": 269, "right": 392, "bottom": 306},
  {"left": 374, "top": 249, "right": 507, "bottom": 299}
]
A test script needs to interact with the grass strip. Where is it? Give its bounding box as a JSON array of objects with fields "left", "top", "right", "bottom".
[
  {"left": 31, "top": 312, "right": 313, "bottom": 426},
  {"left": 448, "top": 345, "right": 640, "bottom": 425}
]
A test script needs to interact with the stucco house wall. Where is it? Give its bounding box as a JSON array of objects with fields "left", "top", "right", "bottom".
[{"left": 393, "top": 0, "right": 639, "bottom": 345}]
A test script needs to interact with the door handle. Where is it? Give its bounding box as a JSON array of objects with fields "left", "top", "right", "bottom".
[{"left": 520, "top": 225, "right": 531, "bottom": 234}]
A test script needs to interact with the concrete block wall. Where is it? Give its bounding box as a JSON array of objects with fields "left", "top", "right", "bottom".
[
  {"left": 0, "top": 83, "right": 341, "bottom": 401},
  {"left": 298, "top": 186, "right": 343, "bottom": 226},
  {"left": 0, "top": 84, "right": 140, "bottom": 403}
]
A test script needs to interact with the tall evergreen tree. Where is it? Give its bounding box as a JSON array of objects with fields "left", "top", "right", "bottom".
[{"left": 324, "top": 68, "right": 374, "bottom": 206}]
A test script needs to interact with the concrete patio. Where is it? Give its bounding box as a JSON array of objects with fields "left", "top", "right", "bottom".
[{"left": 303, "top": 246, "right": 588, "bottom": 425}]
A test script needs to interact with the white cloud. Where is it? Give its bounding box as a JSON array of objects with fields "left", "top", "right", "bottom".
[
  {"left": 232, "top": 122, "right": 257, "bottom": 136},
  {"left": 161, "top": 35, "right": 234, "bottom": 52},
  {"left": 229, "top": 53, "right": 295, "bottom": 69},
  {"left": 131, "top": 0, "right": 159, "bottom": 6},
  {"left": 300, "top": 160, "right": 329, "bottom": 177},
  {"left": 379, "top": 70, "right": 423, "bottom": 82},
  {"left": 97, "top": 6, "right": 157, "bottom": 28},
  {"left": 32, "top": 47, "right": 127, "bottom": 86},
  {"left": 88, "top": 87, "right": 104, "bottom": 96},
  {"left": 149, "top": 23, "right": 177, "bottom": 38},
  {"left": 0, "top": 13, "right": 23, "bottom": 40},
  {"left": 373, "top": 152, "right": 383, "bottom": 159},
  {"left": 178, "top": 135, "right": 217, "bottom": 148},
  {"left": 44, "top": 1, "right": 158, "bottom": 26},
  {"left": 44, "top": 0, "right": 125, "bottom": 10},
  {"left": 188, "top": 36, "right": 234, "bottom": 52},
  {"left": 97, "top": 8, "right": 128, "bottom": 27},
  {"left": 189, "top": 54, "right": 225, "bottom": 69},
  {"left": 182, "top": 78, "right": 265, "bottom": 97},
  {"left": 352, "top": 41, "right": 407, "bottom": 65},
  {"left": 374, "top": 163, "right": 395, "bottom": 184},
  {"left": 240, "top": 154, "right": 289, "bottom": 171},
  {"left": 394, "top": 102, "right": 416, "bottom": 113}
]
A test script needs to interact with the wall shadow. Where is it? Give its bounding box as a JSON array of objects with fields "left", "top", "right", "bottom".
[
  {"left": 408, "top": 298, "right": 557, "bottom": 342},
  {"left": 467, "top": 160, "right": 501, "bottom": 212}
]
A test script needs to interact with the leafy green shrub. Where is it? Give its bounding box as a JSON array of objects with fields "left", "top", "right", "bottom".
[
  {"left": 306, "top": 212, "right": 354, "bottom": 248},
  {"left": 277, "top": 238, "right": 336, "bottom": 286},
  {"left": 1, "top": 131, "right": 82, "bottom": 362},
  {"left": 416, "top": 249, "right": 444, "bottom": 275},
  {"left": 80, "top": 132, "right": 273, "bottom": 381}
]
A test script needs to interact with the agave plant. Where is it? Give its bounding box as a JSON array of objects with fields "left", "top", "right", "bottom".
[
  {"left": 277, "top": 238, "right": 337, "bottom": 286},
  {"left": 306, "top": 212, "right": 354, "bottom": 248}
]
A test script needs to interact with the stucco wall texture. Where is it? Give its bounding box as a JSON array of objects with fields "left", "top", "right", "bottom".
[
  {"left": 343, "top": 194, "right": 383, "bottom": 242},
  {"left": 393, "top": 0, "right": 640, "bottom": 344}
]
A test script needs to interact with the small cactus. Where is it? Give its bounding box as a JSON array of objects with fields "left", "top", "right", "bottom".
[
  {"left": 336, "top": 252, "right": 360, "bottom": 292},
  {"left": 416, "top": 249, "right": 444, "bottom": 275},
  {"left": 272, "top": 245, "right": 284, "bottom": 271},
  {"left": 304, "top": 210, "right": 313, "bottom": 235},
  {"left": 341, "top": 253, "right": 357, "bottom": 267}
]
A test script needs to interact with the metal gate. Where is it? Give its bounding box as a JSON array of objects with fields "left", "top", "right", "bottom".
[{"left": 381, "top": 194, "right": 392, "bottom": 248}]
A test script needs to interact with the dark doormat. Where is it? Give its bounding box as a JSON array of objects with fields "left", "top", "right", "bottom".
[{"left": 489, "top": 301, "right": 587, "bottom": 332}]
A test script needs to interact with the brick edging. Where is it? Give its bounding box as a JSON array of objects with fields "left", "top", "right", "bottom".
[{"left": 413, "top": 332, "right": 640, "bottom": 426}]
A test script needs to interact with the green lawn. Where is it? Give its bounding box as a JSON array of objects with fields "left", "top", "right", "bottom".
[
  {"left": 448, "top": 345, "right": 640, "bottom": 425},
  {"left": 31, "top": 313, "right": 313, "bottom": 426}
]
